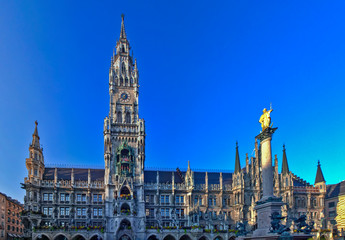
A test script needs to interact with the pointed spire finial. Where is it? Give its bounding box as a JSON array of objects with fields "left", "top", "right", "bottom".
[
  {"left": 33, "top": 120, "right": 39, "bottom": 136},
  {"left": 120, "top": 14, "right": 127, "bottom": 39},
  {"left": 234, "top": 142, "right": 241, "bottom": 174},
  {"left": 281, "top": 144, "right": 289, "bottom": 175}
]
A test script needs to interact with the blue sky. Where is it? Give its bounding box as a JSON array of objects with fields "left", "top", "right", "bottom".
[{"left": 1, "top": 1, "right": 345, "bottom": 202}]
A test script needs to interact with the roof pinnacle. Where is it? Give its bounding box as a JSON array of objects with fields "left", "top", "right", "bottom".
[
  {"left": 234, "top": 142, "right": 241, "bottom": 174},
  {"left": 281, "top": 144, "right": 289, "bottom": 175},
  {"left": 120, "top": 14, "right": 127, "bottom": 39}
]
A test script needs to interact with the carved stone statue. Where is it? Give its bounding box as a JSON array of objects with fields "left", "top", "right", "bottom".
[{"left": 259, "top": 108, "right": 273, "bottom": 131}]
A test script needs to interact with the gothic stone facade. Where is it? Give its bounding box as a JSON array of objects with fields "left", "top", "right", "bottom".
[{"left": 22, "top": 16, "right": 327, "bottom": 240}]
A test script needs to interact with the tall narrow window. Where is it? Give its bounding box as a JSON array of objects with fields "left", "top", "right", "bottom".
[
  {"left": 117, "top": 112, "right": 122, "bottom": 123},
  {"left": 125, "top": 112, "right": 131, "bottom": 123}
]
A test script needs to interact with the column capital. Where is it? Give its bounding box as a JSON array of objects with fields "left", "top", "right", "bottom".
[{"left": 256, "top": 127, "right": 278, "bottom": 142}]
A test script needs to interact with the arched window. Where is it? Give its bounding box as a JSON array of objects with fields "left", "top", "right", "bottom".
[
  {"left": 117, "top": 112, "right": 122, "bottom": 123},
  {"left": 125, "top": 112, "right": 131, "bottom": 123},
  {"left": 120, "top": 77, "right": 123, "bottom": 86},
  {"left": 122, "top": 64, "right": 126, "bottom": 73},
  {"left": 125, "top": 78, "right": 128, "bottom": 86}
]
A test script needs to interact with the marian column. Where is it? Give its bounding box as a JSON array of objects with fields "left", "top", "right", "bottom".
[
  {"left": 257, "top": 127, "right": 276, "bottom": 199},
  {"left": 252, "top": 108, "right": 283, "bottom": 237}
]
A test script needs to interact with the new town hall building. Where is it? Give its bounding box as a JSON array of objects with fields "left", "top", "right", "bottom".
[{"left": 22, "top": 16, "right": 329, "bottom": 240}]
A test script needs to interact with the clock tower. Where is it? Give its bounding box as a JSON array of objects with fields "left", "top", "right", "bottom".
[{"left": 103, "top": 15, "right": 146, "bottom": 240}]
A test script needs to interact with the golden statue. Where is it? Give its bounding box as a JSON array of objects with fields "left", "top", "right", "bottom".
[{"left": 259, "top": 107, "right": 273, "bottom": 131}]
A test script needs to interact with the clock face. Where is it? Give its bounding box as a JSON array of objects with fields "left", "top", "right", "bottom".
[{"left": 119, "top": 91, "right": 130, "bottom": 103}]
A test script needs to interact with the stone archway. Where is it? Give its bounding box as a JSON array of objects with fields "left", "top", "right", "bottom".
[
  {"left": 119, "top": 234, "right": 131, "bottom": 240},
  {"left": 36, "top": 234, "right": 50, "bottom": 240},
  {"left": 179, "top": 235, "right": 192, "bottom": 240},
  {"left": 163, "top": 235, "right": 176, "bottom": 240},
  {"left": 147, "top": 235, "right": 159, "bottom": 240},
  {"left": 71, "top": 234, "right": 87, "bottom": 240},
  {"left": 214, "top": 237, "right": 223, "bottom": 240},
  {"left": 90, "top": 234, "right": 103, "bottom": 240},
  {"left": 54, "top": 234, "right": 68, "bottom": 240}
]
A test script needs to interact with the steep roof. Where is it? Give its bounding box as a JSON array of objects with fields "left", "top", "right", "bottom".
[
  {"left": 315, "top": 160, "right": 325, "bottom": 184},
  {"left": 143, "top": 170, "right": 232, "bottom": 185},
  {"left": 326, "top": 181, "right": 345, "bottom": 199},
  {"left": 43, "top": 167, "right": 233, "bottom": 185},
  {"left": 43, "top": 168, "right": 104, "bottom": 181}
]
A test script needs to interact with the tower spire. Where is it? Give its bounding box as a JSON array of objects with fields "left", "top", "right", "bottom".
[
  {"left": 234, "top": 141, "right": 241, "bottom": 174},
  {"left": 120, "top": 14, "right": 127, "bottom": 39},
  {"left": 315, "top": 160, "right": 325, "bottom": 184},
  {"left": 281, "top": 144, "right": 289, "bottom": 175},
  {"left": 31, "top": 120, "right": 40, "bottom": 148}
]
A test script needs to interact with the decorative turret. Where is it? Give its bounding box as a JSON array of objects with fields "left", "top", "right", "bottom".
[
  {"left": 25, "top": 121, "right": 45, "bottom": 182},
  {"left": 281, "top": 144, "right": 289, "bottom": 175},
  {"left": 315, "top": 160, "right": 326, "bottom": 193}
]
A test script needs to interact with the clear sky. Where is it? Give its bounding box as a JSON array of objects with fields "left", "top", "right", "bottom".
[{"left": 1, "top": 0, "right": 345, "bottom": 202}]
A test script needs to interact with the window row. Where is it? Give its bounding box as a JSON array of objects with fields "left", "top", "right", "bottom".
[
  {"left": 145, "top": 195, "right": 185, "bottom": 205},
  {"left": 42, "top": 193, "right": 103, "bottom": 203},
  {"left": 6, "top": 225, "right": 22, "bottom": 232},
  {"left": 7, "top": 217, "right": 20, "bottom": 225},
  {"left": 146, "top": 208, "right": 185, "bottom": 218}
]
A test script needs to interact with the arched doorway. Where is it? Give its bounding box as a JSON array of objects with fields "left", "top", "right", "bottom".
[
  {"left": 119, "top": 234, "right": 131, "bottom": 240},
  {"left": 180, "top": 235, "right": 192, "bottom": 240},
  {"left": 36, "top": 234, "right": 50, "bottom": 240},
  {"left": 54, "top": 235, "right": 68, "bottom": 240},
  {"left": 72, "top": 235, "right": 86, "bottom": 240},
  {"left": 163, "top": 235, "right": 176, "bottom": 240},
  {"left": 147, "top": 235, "right": 159, "bottom": 240},
  {"left": 90, "top": 235, "right": 103, "bottom": 240}
]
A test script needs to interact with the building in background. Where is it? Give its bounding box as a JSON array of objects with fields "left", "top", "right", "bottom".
[
  {"left": 21, "top": 16, "right": 335, "bottom": 240},
  {"left": 0, "top": 192, "right": 24, "bottom": 240},
  {"left": 325, "top": 180, "right": 345, "bottom": 238}
]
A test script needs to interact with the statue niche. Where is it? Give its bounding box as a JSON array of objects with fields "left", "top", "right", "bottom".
[{"left": 116, "top": 141, "right": 135, "bottom": 177}]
